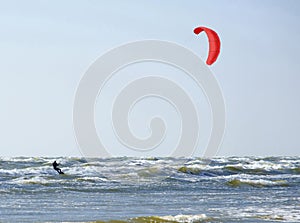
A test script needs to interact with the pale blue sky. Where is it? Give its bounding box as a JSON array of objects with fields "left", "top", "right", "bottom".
[{"left": 0, "top": 0, "right": 299, "bottom": 157}]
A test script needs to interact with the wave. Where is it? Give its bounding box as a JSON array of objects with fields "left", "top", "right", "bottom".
[
  {"left": 177, "top": 157, "right": 300, "bottom": 177},
  {"left": 226, "top": 178, "right": 289, "bottom": 187},
  {"left": 76, "top": 176, "right": 108, "bottom": 183},
  {"left": 98, "top": 212, "right": 300, "bottom": 223},
  {"left": 0, "top": 156, "right": 299, "bottom": 188},
  {"left": 94, "top": 214, "right": 211, "bottom": 223}
]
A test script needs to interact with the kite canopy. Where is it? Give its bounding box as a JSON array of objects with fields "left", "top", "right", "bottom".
[{"left": 193, "top": 26, "right": 221, "bottom": 65}]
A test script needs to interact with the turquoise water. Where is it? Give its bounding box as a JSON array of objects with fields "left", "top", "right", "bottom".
[{"left": 0, "top": 157, "right": 299, "bottom": 222}]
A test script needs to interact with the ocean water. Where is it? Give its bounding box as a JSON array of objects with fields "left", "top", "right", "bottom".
[{"left": 0, "top": 157, "right": 299, "bottom": 222}]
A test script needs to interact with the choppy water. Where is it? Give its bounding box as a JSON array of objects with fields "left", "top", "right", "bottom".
[{"left": 0, "top": 156, "right": 299, "bottom": 222}]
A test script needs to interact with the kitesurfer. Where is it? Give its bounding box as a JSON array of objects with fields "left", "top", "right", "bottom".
[{"left": 52, "top": 160, "right": 64, "bottom": 174}]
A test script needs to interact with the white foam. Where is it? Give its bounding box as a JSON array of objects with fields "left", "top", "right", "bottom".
[
  {"left": 225, "top": 206, "right": 300, "bottom": 222},
  {"left": 158, "top": 214, "right": 209, "bottom": 223},
  {"left": 9, "top": 176, "right": 57, "bottom": 185}
]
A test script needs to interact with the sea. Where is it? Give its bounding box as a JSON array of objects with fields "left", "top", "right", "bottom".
[{"left": 0, "top": 156, "right": 299, "bottom": 223}]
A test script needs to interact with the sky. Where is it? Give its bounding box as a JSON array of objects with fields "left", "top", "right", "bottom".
[{"left": 0, "top": 0, "right": 299, "bottom": 157}]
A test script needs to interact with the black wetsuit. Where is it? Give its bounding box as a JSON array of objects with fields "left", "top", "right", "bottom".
[{"left": 52, "top": 161, "right": 64, "bottom": 174}]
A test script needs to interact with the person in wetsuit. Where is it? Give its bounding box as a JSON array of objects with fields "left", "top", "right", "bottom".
[{"left": 52, "top": 160, "right": 64, "bottom": 174}]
